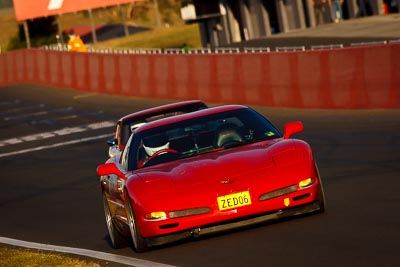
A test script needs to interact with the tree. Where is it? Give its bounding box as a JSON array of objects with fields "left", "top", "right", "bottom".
[
  {"left": 0, "top": 0, "right": 13, "bottom": 9},
  {"left": 8, "top": 16, "right": 58, "bottom": 50},
  {"left": 123, "top": 0, "right": 183, "bottom": 26},
  {"left": 20, "top": 16, "right": 58, "bottom": 39}
]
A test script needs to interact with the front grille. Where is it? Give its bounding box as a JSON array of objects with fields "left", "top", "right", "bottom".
[
  {"left": 293, "top": 193, "right": 310, "bottom": 201},
  {"left": 159, "top": 223, "right": 179, "bottom": 229}
]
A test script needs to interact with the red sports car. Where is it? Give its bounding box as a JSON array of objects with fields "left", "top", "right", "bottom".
[
  {"left": 97, "top": 105, "right": 325, "bottom": 252},
  {"left": 107, "top": 100, "right": 207, "bottom": 157}
]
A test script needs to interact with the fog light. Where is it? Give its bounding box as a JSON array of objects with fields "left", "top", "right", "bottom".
[
  {"left": 144, "top": 211, "right": 167, "bottom": 221},
  {"left": 298, "top": 178, "right": 315, "bottom": 189}
]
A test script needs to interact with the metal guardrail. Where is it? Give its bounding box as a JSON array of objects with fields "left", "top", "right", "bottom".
[
  {"left": 275, "top": 46, "right": 305, "bottom": 52},
  {"left": 161, "top": 48, "right": 213, "bottom": 54},
  {"left": 91, "top": 47, "right": 163, "bottom": 54},
  {"left": 388, "top": 39, "right": 400, "bottom": 43},
  {"left": 214, "top": 47, "right": 240, "bottom": 54},
  {"left": 117, "top": 48, "right": 162, "bottom": 54},
  {"left": 43, "top": 44, "right": 68, "bottom": 51},
  {"left": 188, "top": 48, "right": 212, "bottom": 54},
  {"left": 311, "top": 44, "right": 344, "bottom": 50},
  {"left": 40, "top": 38, "right": 398, "bottom": 54},
  {"left": 244, "top": 47, "right": 270, "bottom": 53},
  {"left": 164, "top": 48, "right": 186, "bottom": 54},
  {"left": 350, "top": 40, "right": 387, "bottom": 47}
]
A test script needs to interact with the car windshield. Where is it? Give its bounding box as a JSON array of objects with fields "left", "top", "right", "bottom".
[
  {"left": 128, "top": 108, "right": 281, "bottom": 170},
  {"left": 119, "top": 102, "right": 207, "bottom": 146}
]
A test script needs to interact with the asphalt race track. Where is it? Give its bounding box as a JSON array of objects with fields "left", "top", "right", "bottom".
[{"left": 0, "top": 84, "right": 399, "bottom": 267}]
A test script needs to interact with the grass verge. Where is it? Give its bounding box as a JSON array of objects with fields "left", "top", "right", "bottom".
[
  {"left": 95, "top": 23, "right": 201, "bottom": 49},
  {"left": 0, "top": 7, "right": 201, "bottom": 51},
  {"left": 0, "top": 8, "right": 18, "bottom": 51},
  {"left": 0, "top": 247, "right": 101, "bottom": 267}
]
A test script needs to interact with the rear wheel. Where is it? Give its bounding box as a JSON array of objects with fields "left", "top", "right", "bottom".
[
  {"left": 102, "top": 193, "right": 126, "bottom": 248},
  {"left": 126, "top": 193, "right": 148, "bottom": 252}
]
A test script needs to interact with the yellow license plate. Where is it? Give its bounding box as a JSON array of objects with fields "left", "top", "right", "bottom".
[{"left": 217, "top": 191, "right": 252, "bottom": 211}]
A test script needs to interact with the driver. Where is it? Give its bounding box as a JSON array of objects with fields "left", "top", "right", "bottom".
[
  {"left": 137, "top": 134, "right": 170, "bottom": 168},
  {"left": 130, "top": 122, "right": 146, "bottom": 132},
  {"left": 143, "top": 142, "right": 170, "bottom": 157}
]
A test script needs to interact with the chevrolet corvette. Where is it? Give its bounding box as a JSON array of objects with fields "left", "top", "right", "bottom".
[
  {"left": 97, "top": 105, "right": 325, "bottom": 252},
  {"left": 107, "top": 100, "right": 207, "bottom": 157}
]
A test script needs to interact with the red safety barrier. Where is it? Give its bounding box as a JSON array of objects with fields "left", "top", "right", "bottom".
[{"left": 0, "top": 44, "right": 399, "bottom": 109}]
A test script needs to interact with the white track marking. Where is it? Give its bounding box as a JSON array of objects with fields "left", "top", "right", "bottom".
[
  {"left": 45, "top": 114, "right": 78, "bottom": 121},
  {"left": 0, "top": 104, "right": 45, "bottom": 114},
  {"left": 4, "top": 111, "right": 49, "bottom": 121},
  {"left": 3, "top": 107, "right": 75, "bottom": 122},
  {"left": 73, "top": 93, "right": 98, "bottom": 99},
  {"left": 0, "top": 99, "right": 20, "bottom": 106},
  {"left": 0, "top": 134, "right": 111, "bottom": 158},
  {"left": 0, "top": 237, "right": 174, "bottom": 267},
  {"left": 0, "top": 121, "right": 114, "bottom": 148}
]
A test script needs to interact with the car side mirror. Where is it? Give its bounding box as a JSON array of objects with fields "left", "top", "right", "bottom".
[
  {"left": 107, "top": 138, "right": 118, "bottom": 147},
  {"left": 283, "top": 121, "right": 304, "bottom": 139},
  {"left": 97, "top": 163, "right": 125, "bottom": 177}
]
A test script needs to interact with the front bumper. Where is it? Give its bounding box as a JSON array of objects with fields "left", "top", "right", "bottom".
[{"left": 147, "top": 201, "right": 322, "bottom": 247}]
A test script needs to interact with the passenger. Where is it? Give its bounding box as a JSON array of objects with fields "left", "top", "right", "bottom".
[{"left": 130, "top": 122, "right": 146, "bottom": 132}]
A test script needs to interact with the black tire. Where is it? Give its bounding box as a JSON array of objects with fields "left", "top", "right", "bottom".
[
  {"left": 314, "top": 164, "right": 326, "bottom": 213},
  {"left": 102, "top": 193, "right": 126, "bottom": 248},
  {"left": 317, "top": 178, "right": 326, "bottom": 213},
  {"left": 126, "top": 193, "right": 148, "bottom": 252}
]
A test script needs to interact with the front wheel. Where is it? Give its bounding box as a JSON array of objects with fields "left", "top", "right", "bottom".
[
  {"left": 317, "top": 179, "right": 326, "bottom": 213},
  {"left": 102, "top": 193, "right": 126, "bottom": 248},
  {"left": 315, "top": 165, "right": 326, "bottom": 213},
  {"left": 126, "top": 193, "right": 148, "bottom": 252}
]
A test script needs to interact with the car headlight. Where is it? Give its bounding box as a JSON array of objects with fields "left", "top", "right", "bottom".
[
  {"left": 144, "top": 211, "right": 167, "bottom": 221},
  {"left": 298, "top": 177, "right": 315, "bottom": 189}
]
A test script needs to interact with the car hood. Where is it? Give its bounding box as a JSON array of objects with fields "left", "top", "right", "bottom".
[{"left": 133, "top": 139, "right": 308, "bottom": 196}]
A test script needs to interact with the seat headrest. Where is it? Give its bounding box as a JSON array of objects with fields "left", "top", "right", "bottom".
[{"left": 216, "top": 124, "right": 242, "bottom": 147}]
